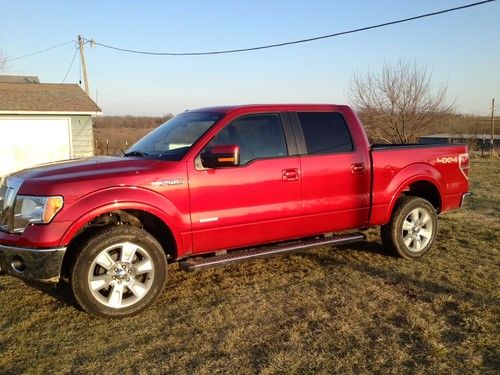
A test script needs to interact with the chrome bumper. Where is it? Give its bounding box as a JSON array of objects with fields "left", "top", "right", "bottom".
[
  {"left": 0, "top": 244, "right": 66, "bottom": 284},
  {"left": 460, "top": 192, "right": 473, "bottom": 208}
]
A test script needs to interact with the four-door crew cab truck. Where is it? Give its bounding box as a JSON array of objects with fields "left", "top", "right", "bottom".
[{"left": 0, "top": 104, "right": 470, "bottom": 317}]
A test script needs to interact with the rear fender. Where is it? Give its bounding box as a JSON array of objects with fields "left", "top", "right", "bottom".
[{"left": 383, "top": 163, "right": 444, "bottom": 223}]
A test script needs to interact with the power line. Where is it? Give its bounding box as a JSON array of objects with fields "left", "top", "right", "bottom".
[
  {"left": 6, "top": 40, "right": 75, "bottom": 62},
  {"left": 85, "top": 0, "right": 495, "bottom": 56},
  {"left": 61, "top": 47, "right": 79, "bottom": 83}
]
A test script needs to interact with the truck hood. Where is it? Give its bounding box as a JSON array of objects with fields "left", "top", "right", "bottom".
[{"left": 11, "top": 156, "right": 160, "bottom": 183}]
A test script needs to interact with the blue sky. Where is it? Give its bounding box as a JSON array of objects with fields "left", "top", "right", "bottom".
[{"left": 1, "top": 0, "right": 498, "bottom": 116}]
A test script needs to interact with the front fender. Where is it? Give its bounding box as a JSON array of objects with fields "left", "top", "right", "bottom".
[{"left": 57, "top": 186, "right": 186, "bottom": 252}]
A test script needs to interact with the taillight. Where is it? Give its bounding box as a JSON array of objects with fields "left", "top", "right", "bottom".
[{"left": 459, "top": 153, "right": 469, "bottom": 179}]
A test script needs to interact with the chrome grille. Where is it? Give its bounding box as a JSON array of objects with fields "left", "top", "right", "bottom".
[{"left": 0, "top": 177, "right": 23, "bottom": 233}]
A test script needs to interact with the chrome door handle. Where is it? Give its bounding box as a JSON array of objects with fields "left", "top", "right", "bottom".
[
  {"left": 282, "top": 168, "right": 299, "bottom": 181},
  {"left": 351, "top": 163, "right": 366, "bottom": 174}
]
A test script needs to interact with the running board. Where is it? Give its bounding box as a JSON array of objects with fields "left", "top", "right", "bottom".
[{"left": 179, "top": 233, "right": 365, "bottom": 272}]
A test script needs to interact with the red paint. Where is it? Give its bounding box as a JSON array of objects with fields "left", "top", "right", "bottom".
[{"left": 0, "top": 104, "right": 469, "bottom": 259}]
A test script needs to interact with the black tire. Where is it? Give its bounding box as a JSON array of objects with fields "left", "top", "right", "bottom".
[
  {"left": 70, "top": 226, "right": 167, "bottom": 318},
  {"left": 381, "top": 196, "right": 438, "bottom": 259}
]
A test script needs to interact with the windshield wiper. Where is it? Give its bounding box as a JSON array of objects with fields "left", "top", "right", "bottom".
[{"left": 123, "top": 151, "right": 149, "bottom": 158}]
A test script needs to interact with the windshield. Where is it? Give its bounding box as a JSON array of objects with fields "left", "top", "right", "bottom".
[{"left": 125, "top": 111, "right": 223, "bottom": 160}]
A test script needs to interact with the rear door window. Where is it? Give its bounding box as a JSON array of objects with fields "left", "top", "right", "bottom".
[{"left": 297, "top": 112, "right": 354, "bottom": 154}]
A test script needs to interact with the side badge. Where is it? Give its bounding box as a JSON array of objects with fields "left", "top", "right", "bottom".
[{"left": 151, "top": 178, "right": 185, "bottom": 187}]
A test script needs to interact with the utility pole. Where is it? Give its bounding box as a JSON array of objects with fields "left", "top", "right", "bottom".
[
  {"left": 78, "top": 35, "right": 89, "bottom": 94},
  {"left": 492, "top": 98, "right": 495, "bottom": 156},
  {"left": 448, "top": 116, "right": 451, "bottom": 144}
]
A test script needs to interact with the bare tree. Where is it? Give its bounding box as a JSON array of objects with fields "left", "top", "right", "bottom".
[
  {"left": 0, "top": 50, "right": 8, "bottom": 71},
  {"left": 349, "top": 60, "right": 454, "bottom": 143}
]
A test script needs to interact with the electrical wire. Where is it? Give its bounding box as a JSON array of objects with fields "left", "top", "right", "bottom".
[
  {"left": 61, "top": 47, "right": 79, "bottom": 83},
  {"left": 6, "top": 40, "right": 75, "bottom": 62},
  {"left": 85, "top": 0, "right": 495, "bottom": 56}
]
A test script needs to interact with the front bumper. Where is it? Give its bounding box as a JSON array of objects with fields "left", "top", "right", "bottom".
[{"left": 0, "top": 244, "right": 66, "bottom": 284}]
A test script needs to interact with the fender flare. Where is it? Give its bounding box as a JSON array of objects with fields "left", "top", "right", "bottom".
[
  {"left": 57, "top": 187, "right": 185, "bottom": 253},
  {"left": 383, "top": 164, "right": 444, "bottom": 223}
]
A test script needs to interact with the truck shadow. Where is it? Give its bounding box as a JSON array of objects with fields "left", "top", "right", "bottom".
[
  {"left": 337, "top": 240, "right": 395, "bottom": 257},
  {"left": 25, "top": 279, "right": 80, "bottom": 310},
  {"left": 22, "top": 241, "right": 397, "bottom": 312},
  {"left": 22, "top": 240, "right": 491, "bottom": 315}
]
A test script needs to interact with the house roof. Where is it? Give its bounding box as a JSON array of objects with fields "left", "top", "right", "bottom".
[
  {"left": 0, "top": 75, "right": 40, "bottom": 84},
  {"left": 0, "top": 83, "right": 101, "bottom": 114}
]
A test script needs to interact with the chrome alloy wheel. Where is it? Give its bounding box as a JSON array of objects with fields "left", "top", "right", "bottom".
[
  {"left": 401, "top": 208, "right": 433, "bottom": 253},
  {"left": 87, "top": 242, "right": 155, "bottom": 309}
]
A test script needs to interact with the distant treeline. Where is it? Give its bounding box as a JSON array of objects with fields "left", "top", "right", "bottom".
[
  {"left": 93, "top": 115, "right": 173, "bottom": 130},
  {"left": 357, "top": 112, "right": 495, "bottom": 138},
  {"left": 92, "top": 113, "right": 496, "bottom": 156}
]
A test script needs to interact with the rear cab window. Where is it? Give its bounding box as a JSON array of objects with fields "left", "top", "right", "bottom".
[{"left": 297, "top": 112, "right": 354, "bottom": 154}]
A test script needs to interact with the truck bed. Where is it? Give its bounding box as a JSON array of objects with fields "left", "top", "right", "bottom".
[{"left": 369, "top": 143, "right": 469, "bottom": 225}]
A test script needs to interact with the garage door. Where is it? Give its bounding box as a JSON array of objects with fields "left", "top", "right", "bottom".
[{"left": 0, "top": 118, "right": 71, "bottom": 177}]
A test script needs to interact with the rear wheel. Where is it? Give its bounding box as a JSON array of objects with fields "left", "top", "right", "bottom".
[
  {"left": 71, "top": 226, "right": 167, "bottom": 317},
  {"left": 381, "top": 196, "right": 438, "bottom": 259}
]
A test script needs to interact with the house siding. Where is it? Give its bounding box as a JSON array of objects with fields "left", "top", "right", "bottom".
[
  {"left": 0, "top": 114, "right": 95, "bottom": 158},
  {"left": 70, "top": 115, "right": 94, "bottom": 158}
]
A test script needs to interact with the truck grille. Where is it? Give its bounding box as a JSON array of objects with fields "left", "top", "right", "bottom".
[{"left": 0, "top": 177, "right": 23, "bottom": 233}]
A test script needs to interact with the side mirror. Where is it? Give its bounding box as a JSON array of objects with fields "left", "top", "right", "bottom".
[{"left": 201, "top": 145, "right": 240, "bottom": 168}]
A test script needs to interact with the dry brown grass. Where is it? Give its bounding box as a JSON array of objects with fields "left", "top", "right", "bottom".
[{"left": 0, "top": 158, "right": 498, "bottom": 374}]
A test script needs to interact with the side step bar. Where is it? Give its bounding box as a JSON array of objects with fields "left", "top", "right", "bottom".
[{"left": 180, "top": 232, "right": 365, "bottom": 272}]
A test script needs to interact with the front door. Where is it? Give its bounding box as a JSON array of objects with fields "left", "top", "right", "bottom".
[{"left": 187, "top": 113, "right": 301, "bottom": 253}]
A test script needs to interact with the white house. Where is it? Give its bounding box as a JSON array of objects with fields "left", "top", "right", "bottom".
[{"left": 0, "top": 76, "right": 101, "bottom": 177}]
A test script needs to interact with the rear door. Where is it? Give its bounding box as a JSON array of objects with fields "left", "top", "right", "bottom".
[
  {"left": 187, "top": 113, "right": 302, "bottom": 253},
  {"left": 291, "top": 111, "right": 371, "bottom": 235}
]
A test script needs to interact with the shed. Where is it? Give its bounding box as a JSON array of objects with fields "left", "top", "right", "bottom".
[{"left": 0, "top": 79, "right": 101, "bottom": 177}]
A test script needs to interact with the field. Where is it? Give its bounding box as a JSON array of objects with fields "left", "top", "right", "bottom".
[
  {"left": 92, "top": 116, "right": 170, "bottom": 156},
  {"left": 0, "top": 158, "right": 498, "bottom": 374}
]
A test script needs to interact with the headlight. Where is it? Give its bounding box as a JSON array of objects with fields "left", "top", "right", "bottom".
[{"left": 12, "top": 196, "right": 64, "bottom": 233}]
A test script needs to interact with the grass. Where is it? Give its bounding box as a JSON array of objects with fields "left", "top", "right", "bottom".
[{"left": 1, "top": 158, "right": 498, "bottom": 374}]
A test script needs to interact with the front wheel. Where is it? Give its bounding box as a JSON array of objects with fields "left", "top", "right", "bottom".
[
  {"left": 381, "top": 196, "right": 438, "bottom": 259},
  {"left": 71, "top": 226, "right": 167, "bottom": 317}
]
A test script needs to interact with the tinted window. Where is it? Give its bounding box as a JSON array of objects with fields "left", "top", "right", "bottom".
[
  {"left": 297, "top": 112, "right": 353, "bottom": 154},
  {"left": 208, "top": 114, "right": 288, "bottom": 165}
]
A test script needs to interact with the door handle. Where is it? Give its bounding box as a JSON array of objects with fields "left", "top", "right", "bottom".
[
  {"left": 351, "top": 163, "right": 366, "bottom": 174},
  {"left": 282, "top": 168, "right": 299, "bottom": 181}
]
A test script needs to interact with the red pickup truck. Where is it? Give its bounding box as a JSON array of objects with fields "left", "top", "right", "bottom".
[{"left": 0, "top": 104, "right": 470, "bottom": 317}]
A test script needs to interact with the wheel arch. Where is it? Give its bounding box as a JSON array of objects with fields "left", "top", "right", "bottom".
[
  {"left": 405, "top": 180, "right": 441, "bottom": 211},
  {"left": 59, "top": 204, "right": 183, "bottom": 279},
  {"left": 384, "top": 174, "right": 443, "bottom": 224}
]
